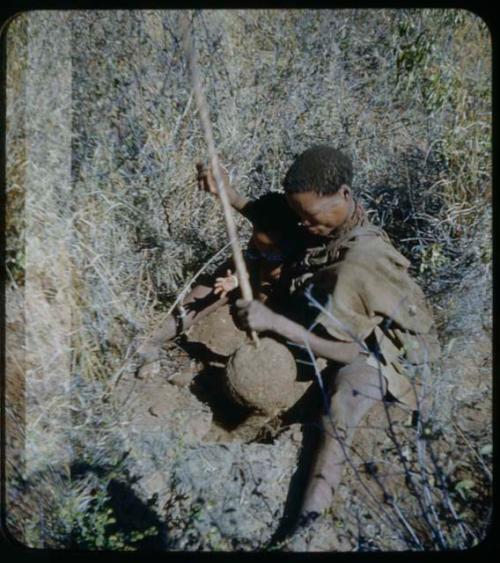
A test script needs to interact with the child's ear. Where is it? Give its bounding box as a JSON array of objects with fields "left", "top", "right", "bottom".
[{"left": 340, "top": 184, "right": 351, "bottom": 200}]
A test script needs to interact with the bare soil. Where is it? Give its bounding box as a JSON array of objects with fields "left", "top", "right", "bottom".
[{"left": 114, "top": 279, "right": 492, "bottom": 551}]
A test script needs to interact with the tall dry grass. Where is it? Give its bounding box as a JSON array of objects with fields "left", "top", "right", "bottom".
[{"left": 5, "top": 9, "right": 491, "bottom": 550}]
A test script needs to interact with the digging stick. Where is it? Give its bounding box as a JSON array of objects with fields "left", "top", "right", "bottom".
[{"left": 182, "top": 15, "right": 258, "bottom": 345}]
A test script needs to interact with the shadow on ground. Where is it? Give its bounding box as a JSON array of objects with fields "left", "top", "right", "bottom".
[{"left": 70, "top": 461, "right": 168, "bottom": 550}]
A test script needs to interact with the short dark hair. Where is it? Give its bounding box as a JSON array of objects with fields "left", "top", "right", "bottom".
[
  {"left": 282, "top": 145, "right": 353, "bottom": 195},
  {"left": 246, "top": 192, "right": 298, "bottom": 236}
]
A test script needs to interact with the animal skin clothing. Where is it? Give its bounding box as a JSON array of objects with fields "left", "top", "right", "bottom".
[{"left": 287, "top": 216, "right": 440, "bottom": 410}]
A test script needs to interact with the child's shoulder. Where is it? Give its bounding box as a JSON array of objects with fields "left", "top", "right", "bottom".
[{"left": 341, "top": 226, "right": 411, "bottom": 271}]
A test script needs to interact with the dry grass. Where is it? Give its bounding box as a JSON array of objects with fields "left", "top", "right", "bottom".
[{"left": 5, "top": 9, "right": 491, "bottom": 551}]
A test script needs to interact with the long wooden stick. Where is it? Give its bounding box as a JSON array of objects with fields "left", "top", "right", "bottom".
[{"left": 181, "top": 14, "right": 258, "bottom": 345}]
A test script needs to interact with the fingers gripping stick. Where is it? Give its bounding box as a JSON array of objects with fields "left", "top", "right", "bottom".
[{"left": 182, "top": 15, "right": 258, "bottom": 346}]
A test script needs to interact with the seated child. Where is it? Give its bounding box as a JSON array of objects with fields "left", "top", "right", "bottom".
[
  {"left": 214, "top": 191, "right": 301, "bottom": 304},
  {"left": 134, "top": 163, "right": 301, "bottom": 371}
]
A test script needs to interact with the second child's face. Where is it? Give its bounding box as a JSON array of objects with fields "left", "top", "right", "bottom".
[
  {"left": 286, "top": 187, "right": 353, "bottom": 237},
  {"left": 251, "top": 230, "right": 281, "bottom": 258},
  {"left": 251, "top": 230, "right": 283, "bottom": 257},
  {"left": 251, "top": 230, "right": 284, "bottom": 280}
]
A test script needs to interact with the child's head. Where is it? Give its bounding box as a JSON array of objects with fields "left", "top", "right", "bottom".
[
  {"left": 246, "top": 192, "right": 299, "bottom": 263},
  {"left": 283, "top": 145, "right": 355, "bottom": 237}
]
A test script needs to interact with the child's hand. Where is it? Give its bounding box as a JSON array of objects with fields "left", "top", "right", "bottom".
[
  {"left": 196, "top": 161, "right": 229, "bottom": 196},
  {"left": 214, "top": 269, "right": 238, "bottom": 298},
  {"left": 235, "top": 299, "right": 277, "bottom": 333}
]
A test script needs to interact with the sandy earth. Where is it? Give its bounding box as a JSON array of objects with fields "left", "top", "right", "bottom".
[
  {"left": 6, "top": 256, "right": 490, "bottom": 551},
  {"left": 112, "top": 262, "right": 492, "bottom": 552}
]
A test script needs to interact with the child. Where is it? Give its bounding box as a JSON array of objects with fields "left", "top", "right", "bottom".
[
  {"left": 233, "top": 145, "right": 441, "bottom": 528},
  {"left": 213, "top": 191, "right": 301, "bottom": 304},
  {"left": 134, "top": 163, "right": 301, "bottom": 372}
]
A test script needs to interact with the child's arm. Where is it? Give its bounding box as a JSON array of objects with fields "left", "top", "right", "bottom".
[
  {"left": 235, "top": 299, "right": 362, "bottom": 364},
  {"left": 196, "top": 162, "right": 254, "bottom": 218}
]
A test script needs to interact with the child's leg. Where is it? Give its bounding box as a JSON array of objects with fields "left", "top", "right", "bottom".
[
  {"left": 136, "top": 282, "right": 229, "bottom": 365},
  {"left": 300, "top": 359, "right": 387, "bottom": 518}
]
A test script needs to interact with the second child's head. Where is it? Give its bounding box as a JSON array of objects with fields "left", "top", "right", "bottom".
[
  {"left": 283, "top": 145, "right": 355, "bottom": 237},
  {"left": 245, "top": 192, "right": 300, "bottom": 278}
]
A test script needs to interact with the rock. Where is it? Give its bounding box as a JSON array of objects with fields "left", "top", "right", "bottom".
[
  {"left": 135, "top": 361, "right": 161, "bottom": 380},
  {"left": 291, "top": 427, "right": 303, "bottom": 444},
  {"left": 168, "top": 367, "right": 197, "bottom": 387}
]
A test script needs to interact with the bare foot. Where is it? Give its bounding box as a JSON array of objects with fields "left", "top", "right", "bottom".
[{"left": 300, "top": 476, "right": 334, "bottom": 516}]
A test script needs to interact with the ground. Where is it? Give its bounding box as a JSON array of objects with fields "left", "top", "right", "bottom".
[
  {"left": 111, "top": 258, "right": 492, "bottom": 551},
  {"left": 4, "top": 9, "right": 491, "bottom": 552}
]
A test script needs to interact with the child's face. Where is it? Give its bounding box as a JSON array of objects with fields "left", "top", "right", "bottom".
[
  {"left": 251, "top": 230, "right": 284, "bottom": 260},
  {"left": 250, "top": 230, "right": 285, "bottom": 280},
  {"left": 286, "top": 186, "right": 353, "bottom": 237}
]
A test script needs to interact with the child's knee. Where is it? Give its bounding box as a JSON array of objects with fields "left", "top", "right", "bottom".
[
  {"left": 334, "top": 362, "right": 387, "bottom": 400},
  {"left": 324, "top": 363, "right": 386, "bottom": 431}
]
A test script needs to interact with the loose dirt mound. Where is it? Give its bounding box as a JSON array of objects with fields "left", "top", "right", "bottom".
[{"left": 186, "top": 304, "right": 247, "bottom": 356}]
